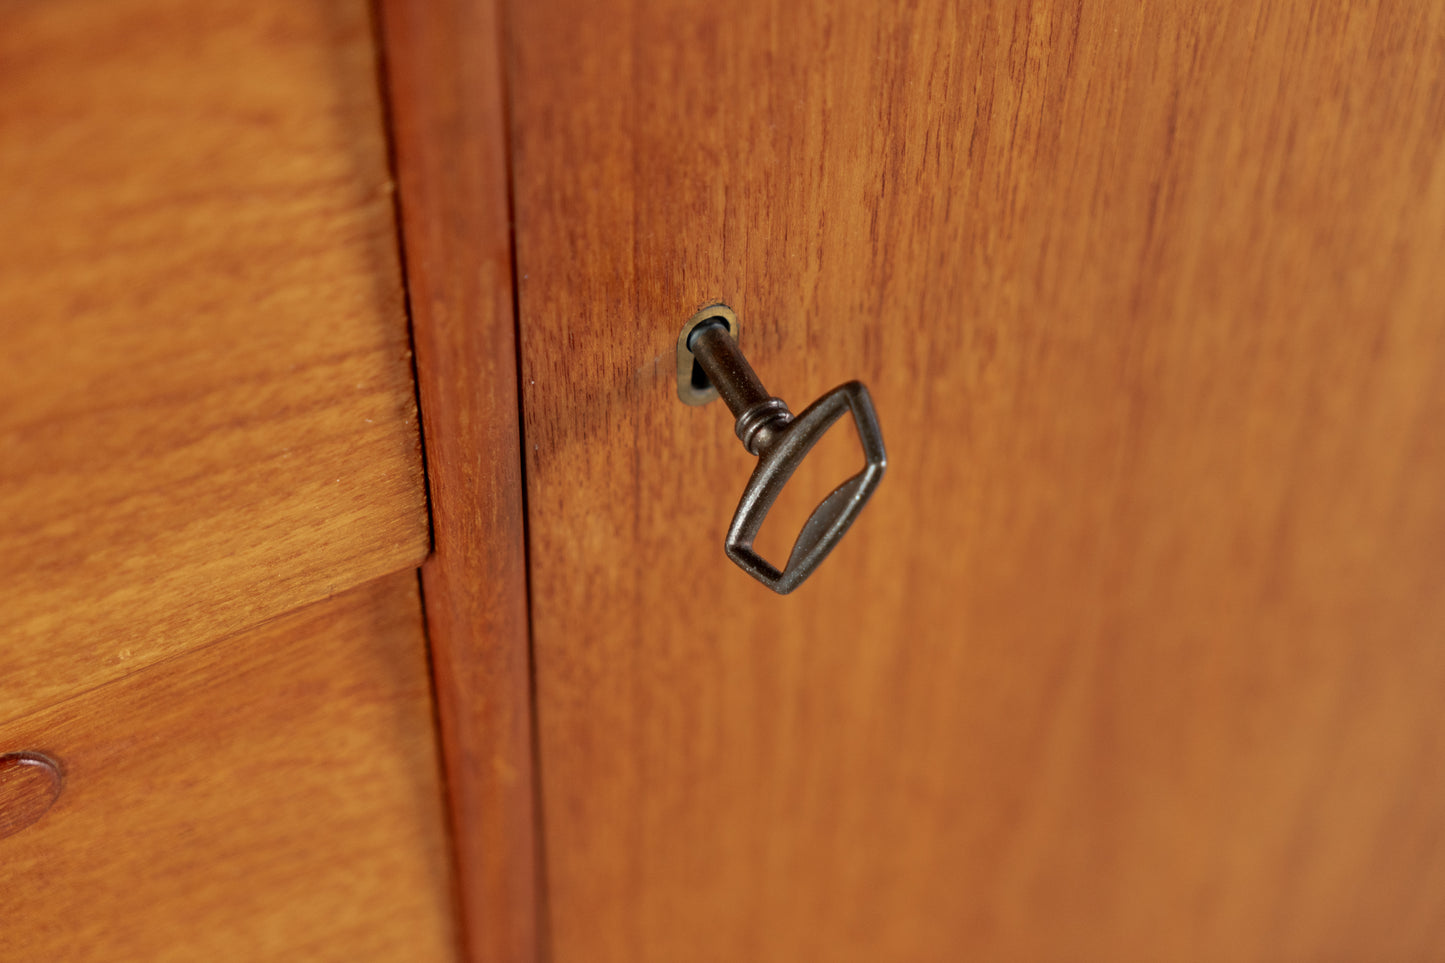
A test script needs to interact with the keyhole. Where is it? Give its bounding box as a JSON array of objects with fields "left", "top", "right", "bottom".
[
  {"left": 690, "top": 358, "right": 712, "bottom": 394},
  {"left": 677, "top": 307, "right": 738, "bottom": 406},
  {"left": 687, "top": 317, "right": 730, "bottom": 394}
]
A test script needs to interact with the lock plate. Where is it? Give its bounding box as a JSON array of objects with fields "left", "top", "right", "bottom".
[{"left": 676, "top": 304, "right": 740, "bottom": 405}]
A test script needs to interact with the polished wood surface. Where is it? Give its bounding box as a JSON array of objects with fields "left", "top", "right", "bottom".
[
  {"left": 0, "top": 0, "right": 428, "bottom": 723},
  {"left": 507, "top": 0, "right": 1445, "bottom": 958},
  {"left": 378, "top": 0, "right": 540, "bottom": 958},
  {"left": 0, "top": 572, "right": 460, "bottom": 962}
]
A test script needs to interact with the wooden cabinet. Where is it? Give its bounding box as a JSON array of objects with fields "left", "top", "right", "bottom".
[{"left": 6, "top": 0, "right": 1445, "bottom": 959}]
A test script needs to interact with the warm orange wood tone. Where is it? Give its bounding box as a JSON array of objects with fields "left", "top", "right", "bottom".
[
  {"left": 507, "top": 0, "right": 1445, "bottom": 959},
  {"left": 0, "top": 0, "right": 428, "bottom": 723},
  {"left": 0, "top": 572, "right": 460, "bottom": 962},
  {"left": 377, "top": 0, "right": 539, "bottom": 959}
]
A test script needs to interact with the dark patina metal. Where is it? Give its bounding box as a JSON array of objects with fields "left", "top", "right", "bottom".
[{"left": 680, "top": 310, "right": 886, "bottom": 594}]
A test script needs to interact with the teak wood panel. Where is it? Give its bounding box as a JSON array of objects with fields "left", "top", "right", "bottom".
[
  {"left": 0, "top": 572, "right": 460, "bottom": 962},
  {"left": 0, "top": 0, "right": 428, "bottom": 723},
  {"left": 507, "top": 0, "right": 1445, "bottom": 959},
  {"left": 377, "top": 0, "right": 540, "bottom": 958}
]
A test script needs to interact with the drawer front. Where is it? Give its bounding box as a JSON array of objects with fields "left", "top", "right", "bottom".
[
  {"left": 0, "top": 0, "right": 429, "bottom": 721},
  {"left": 0, "top": 572, "right": 458, "bottom": 962}
]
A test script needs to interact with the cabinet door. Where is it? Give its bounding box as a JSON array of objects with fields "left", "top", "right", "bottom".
[
  {"left": 392, "top": 0, "right": 1445, "bottom": 959},
  {"left": 506, "top": 2, "right": 1445, "bottom": 960}
]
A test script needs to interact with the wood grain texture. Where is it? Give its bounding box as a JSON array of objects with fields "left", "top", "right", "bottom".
[
  {"left": 377, "top": 0, "right": 539, "bottom": 959},
  {"left": 0, "top": 0, "right": 429, "bottom": 723},
  {"left": 506, "top": 0, "right": 1445, "bottom": 959},
  {"left": 0, "top": 571, "right": 460, "bottom": 962}
]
